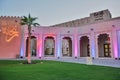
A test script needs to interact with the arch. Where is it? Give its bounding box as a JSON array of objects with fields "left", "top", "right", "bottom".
[
  {"left": 62, "top": 37, "right": 72, "bottom": 57},
  {"left": 97, "top": 33, "right": 111, "bottom": 57},
  {"left": 25, "top": 36, "right": 37, "bottom": 57},
  {"left": 44, "top": 36, "right": 55, "bottom": 57},
  {"left": 80, "top": 36, "right": 90, "bottom": 57}
]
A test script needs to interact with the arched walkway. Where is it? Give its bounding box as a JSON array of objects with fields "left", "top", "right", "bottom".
[
  {"left": 98, "top": 34, "right": 111, "bottom": 57},
  {"left": 80, "top": 36, "right": 90, "bottom": 57},
  {"left": 26, "top": 36, "right": 37, "bottom": 57},
  {"left": 62, "top": 37, "right": 72, "bottom": 57},
  {"left": 44, "top": 37, "right": 55, "bottom": 57}
]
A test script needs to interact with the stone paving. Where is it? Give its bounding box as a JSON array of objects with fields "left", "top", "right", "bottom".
[{"left": 42, "top": 57, "right": 120, "bottom": 68}]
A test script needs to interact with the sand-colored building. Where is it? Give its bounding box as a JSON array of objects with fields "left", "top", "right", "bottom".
[{"left": 0, "top": 9, "right": 120, "bottom": 59}]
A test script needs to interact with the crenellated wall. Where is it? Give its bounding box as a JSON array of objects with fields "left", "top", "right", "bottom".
[{"left": 0, "top": 16, "right": 22, "bottom": 58}]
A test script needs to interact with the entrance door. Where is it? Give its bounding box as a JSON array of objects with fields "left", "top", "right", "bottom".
[
  {"left": 87, "top": 44, "right": 90, "bottom": 56},
  {"left": 104, "top": 43, "right": 111, "bottom": 57}
]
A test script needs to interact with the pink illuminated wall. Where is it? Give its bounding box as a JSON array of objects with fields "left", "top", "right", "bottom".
[
  {"left": 1, "top": 13, "right": 120, "bottom": 59},
  {"left": 0, "top": 17, "right": 21, "bottom": 58}
]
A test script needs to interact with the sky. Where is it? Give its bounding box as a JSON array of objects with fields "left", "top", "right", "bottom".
[{"left": 0, "top": 0, "right": 120, "bottom": 26}]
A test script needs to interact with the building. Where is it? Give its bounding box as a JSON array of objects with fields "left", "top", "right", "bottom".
[{"left": 0, "top": 9, "right": 120, "bottom": 59}]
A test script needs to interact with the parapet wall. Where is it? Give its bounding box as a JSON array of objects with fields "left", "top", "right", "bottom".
[{"left": 50, "top": 9, "right": 112, "bottom": 27}]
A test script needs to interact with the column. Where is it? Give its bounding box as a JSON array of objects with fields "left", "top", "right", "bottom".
[
  {"left": 90, "top": 29, "right": 96, "bottom": 58},
  {"left": 36, "top": 36, "right": 40, "bottom": 58},
  {"left": 112, "top": 25, "right": 118, "bottom": 59},
  {"left": 78, "top": 36, "right": 81, "bottom": 57},
  {"left": 54, "top": 36, "right": 57, "bottom": 58},
  {"left": 117, "top": 30, "right": 120, "bottom": 59},
  {"left": 39, "top": 35, "right": 43, "bottom": 58},
  {"left": 71, "top": 36, "right": 74, "bottom": 58},
  {"left": 95, "top": 34, "right": 99, "bottom": 58},
  {"left": 42, "top": 35, "right": 46, "bottom": 58},
  {"left": 56, "top": 34, "right": 61, "bottom": 58},
  {"left": 74, "top": 34, "right": 78, "bottom": 58}
]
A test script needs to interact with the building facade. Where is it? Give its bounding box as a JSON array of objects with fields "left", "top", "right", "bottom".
[{"left": 0, "top": 9, "right": 120, "bottom": 59}]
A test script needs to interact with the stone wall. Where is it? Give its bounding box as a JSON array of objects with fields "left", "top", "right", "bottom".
[{"left": 0, "top": 16, "right": 21, "bottom": 58}]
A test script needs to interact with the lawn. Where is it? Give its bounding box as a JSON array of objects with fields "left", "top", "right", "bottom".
[{"left": 0, "top": 60, "right": 120, "bottom": 80}]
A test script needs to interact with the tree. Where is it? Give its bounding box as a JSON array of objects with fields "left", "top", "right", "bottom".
[{"left": 21, "top": 14, "right": 39, "bottom": 63}]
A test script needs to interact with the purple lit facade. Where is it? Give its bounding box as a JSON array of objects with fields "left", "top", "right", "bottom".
[{"left": 0, "top": 9, "right": 120, "bottom": 59}]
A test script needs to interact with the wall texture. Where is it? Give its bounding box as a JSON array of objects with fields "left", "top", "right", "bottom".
[{"left": 0, "top": 16, "right": 21, "bottom": 58}]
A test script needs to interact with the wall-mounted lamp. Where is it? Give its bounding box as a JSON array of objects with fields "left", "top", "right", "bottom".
[
  {"left": 112, "top": 25, "right": 115, "bottom": 28},
  {"left": 32, "top": 30, "right": 34, "bottom": 32},
  {"left": 67, "top": 31, "right": 70, "bottom": 33},
  {"left": 90, "top": 28, "right": 94, "bottom": 31}
]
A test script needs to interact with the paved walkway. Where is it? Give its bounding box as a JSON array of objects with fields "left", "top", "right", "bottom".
[
  {"left": 1, "top": 57, "right": 120, "bottom": 68},
  {"left": 42, "top": 57, "right": 120, "bottom": 68}
]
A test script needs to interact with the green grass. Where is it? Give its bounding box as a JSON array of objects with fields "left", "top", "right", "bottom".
[{"left": 0, "top": 60, "right": 120, "bottom": 80}]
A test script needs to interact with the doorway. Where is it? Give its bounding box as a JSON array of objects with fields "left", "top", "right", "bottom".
[
  {"left": 80, "top": 36, "right": 90, "bottom": 57},
  {"left": 26, "top": 36, "right": 37, "bottom": 57},
  {"left": 44, "top": 37, "right": 55, "bottom": 57},
  {"left": 62, "top": 37, "right": 72, "bottom": 57},
  {"left": 98, "top": 34, "right": 111, "bottom": 57}
]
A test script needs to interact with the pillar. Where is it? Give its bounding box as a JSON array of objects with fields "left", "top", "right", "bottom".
[
  {"left": 54, "top": 36, "right": 57, "bottom": 58},
  {"left": 38, "top": 35, "right": 43, "bottom": 58},
  {"left": 90, "top": 29, "right": 96, "bottom": 58},
  {"left": 117, "top": 30, "right": 120, "bottom": 59},
  {"left": 57, "top": 34, "right": 61, "bottom": 58},
  {"left": 74, "top": 34, "right": 78, "bottom": 58},
  {"left": 78, "top": 36, "right": 81, "bottom": 57},
  {"left": 112, "top": 25, "right": 118, "bottom": 59}
]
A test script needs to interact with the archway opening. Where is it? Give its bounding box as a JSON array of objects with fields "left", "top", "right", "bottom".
[
  {"left": 26, "top": 36, "right": 37, "bottom": 57},
  {"left": 44, "top": 37, "right": 55, "bottom": 57},
  {"left": 62, "top": 37, "right": 72, "bottom": 57},
  {"left": 98, "top": 34, "right": 111, "bottom": 57},
  {"left": 80, "top": 36, "right": 90, "bottom": 57}
]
